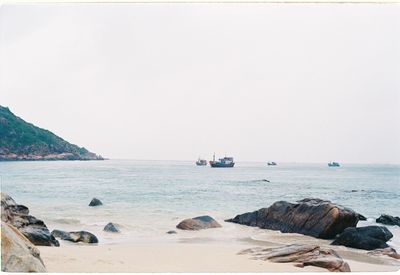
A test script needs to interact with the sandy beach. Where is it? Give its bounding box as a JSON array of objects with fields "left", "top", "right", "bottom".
[{"left": 39, "top": 242, "right": 400, "bottom": 273}]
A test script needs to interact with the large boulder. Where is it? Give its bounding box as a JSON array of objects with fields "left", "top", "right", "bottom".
[
  {"left": 239, "top": 244, "right": 350, "bottom": 272},
  {"left": 51, "top": 229, "right": 99, "bottom": 243},
  {"left": 1, "top": 222, "right": 47, "bottom": 272},
  {"left": 226, "top": 198, "right": 359, "bottom": 239},
  {"left": 1, "top": 193, "right": 59, "bottom": 247},
  {"left": 89, "top": 198, "right": 102, "bottom": 207},
  {"left": 331, "top": 226, "right": 393, "bottom": 250},
  {"left": 176, "top": 215, "right": 221, "bottom": 230},
  {"left": 103, "top": 222, "right": 119, "bottom": 233},
  {"left": 376, "top": 214, "right": 400, "bottom": 226}
]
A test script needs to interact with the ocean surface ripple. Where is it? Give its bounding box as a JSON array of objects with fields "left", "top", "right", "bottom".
[{"left": 1, "top": 160, "right": 399, "bottom": 248}]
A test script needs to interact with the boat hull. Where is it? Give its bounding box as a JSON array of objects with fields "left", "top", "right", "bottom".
[
  {"left": 209, "top": 162, "right": 235, "bottom": 168},
  {"left": 196, "top": 159, "right": 207, "bottom": 166}
]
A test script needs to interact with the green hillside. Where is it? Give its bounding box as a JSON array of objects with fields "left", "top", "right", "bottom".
[{"left": 0, "top": 105, "right": 103, "bottom": 161}]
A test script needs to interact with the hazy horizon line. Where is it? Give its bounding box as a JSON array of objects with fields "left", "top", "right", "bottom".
[{"left": 91, "top": 158, "right": 400, "bottom": 165}]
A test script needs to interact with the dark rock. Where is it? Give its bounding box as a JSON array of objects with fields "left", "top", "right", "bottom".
[
  {"left": 358, "top": 213, "right": 367, "bottom": 221},
  {"left": 7, "top": 205, "right": 29, "bottom": 215},
  {"left": 51, "top": 229, "right": 98, "bottom": 243},
  {"left": 376, "top": 214, "right": 400, "bottom": 226},
  {"left": 103, "top": 222, "right": 119, "bottom": 233},
  {"left": 226, "top": 198, "right": 359, "bottom": 239},
  {"left": 176, "top": 215, "right": 221, "bottom": 230},
  {"left": 51, "top": 229, "right": 71, "bottom": 240},
  {"left": 18, "top": 226, "right": 59, "bottom": 247},
  {"left": 89, "top": 198, "right": 102, "bottom": 207},
  {"left": 1, "top": 193, "right": 59, "bottom": 247},
  {"left": 166, "top": 230, "right": 177, "bottom": 234},
  {"left": 239, "top": 244, "right": 350, "bottom": 272},
  {"left": 331, "top": 226, "right": 393, "bottom": 250}
]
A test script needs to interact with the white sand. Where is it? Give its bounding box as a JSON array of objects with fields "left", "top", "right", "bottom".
[{"left": 39, "top": 242, "right": 400, "bottom": 273}]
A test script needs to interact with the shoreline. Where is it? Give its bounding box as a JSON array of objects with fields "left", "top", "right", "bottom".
[{"left": 39, "top": 242, "right": 400, "bottom": 273}]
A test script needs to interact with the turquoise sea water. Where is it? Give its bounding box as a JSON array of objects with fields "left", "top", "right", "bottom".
[{"left": 1, "top": 160, "right": 399, "bottom": 248}]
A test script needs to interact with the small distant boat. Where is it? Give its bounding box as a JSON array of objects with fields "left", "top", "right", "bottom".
[
  {"left": 267, "top": 162, "right": 277, "bottom": 166},
  {"left": 209, "top": 154, "right": 235, "bottom": 168},
  {"left": 196, "top": 158, "right": 207, "bottom": 166},
  {"left": 328, "top": 162, "right": 340, "bottom": 167}
]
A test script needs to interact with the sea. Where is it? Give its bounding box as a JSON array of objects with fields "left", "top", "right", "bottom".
[{"left": 1, "top": 160, "right": 399, "bottom": 250}]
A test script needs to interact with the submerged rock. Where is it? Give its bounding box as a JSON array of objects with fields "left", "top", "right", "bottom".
[
  {"left": 1, "top": 223, "right": 47, "bottom": 272},
  {"left": 103, "top": 222, "right": 119, "bottom": 233},
  {"left": 376, "top": 214, "right": 400, "bottom": 226},
  {"left": 89, "top": 198, "right": 103, "bottom": 207},
  {"left": 176, "top": 215, "right": 221, "bottom": 230},
  {"left": 51, "top": 229, "right": 98, "bottom": 243},
  {"left": 331, "top": 226, "right": 393, "bottom": 250},
  {"left": 226, "top": 198, "right": 359, "bottom": 239},
  {"left": 238, "top": 244, "right": 350, "bottom": 272},
  {"left": 166, "top": 230, "right": 177, "bottom": 234},
  {"left": 1, "top": 193, "right": 59, "bottom": 247}
]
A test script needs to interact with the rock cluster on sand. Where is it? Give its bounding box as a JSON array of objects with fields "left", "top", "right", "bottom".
[
  {"left": 331, "top": 225, "right": 393, "bottom": 250},
  {"left": 103, "top": 222, "right": 119, "bottom": 233},
  {"left": 226, "top": 198, "right": 359, "bottom": 239},
  {"left": 1, "top": 193, "right": 59, "bottom": 247},
  {"left": 238, "top": 244, "right": 350, "bottom": 272},
  {"left": 51, "top": 229, "right": 99, "bottom": 243},
  {"left": 1, "top": 223, "right": 47, "bottom": 272},
  {"left": 176, "top": 215, "right": 221, "bottom": 230},
  {"left": 89, "top": 198, "right": 103, "bottom": 207},
  {"left": 376, "top": 214, "right": 400, "bottom": 226}
]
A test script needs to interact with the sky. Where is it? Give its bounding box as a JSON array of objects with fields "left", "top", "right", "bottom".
[{"left": 0, "top": 4, "right": 399, "bottom": 163}]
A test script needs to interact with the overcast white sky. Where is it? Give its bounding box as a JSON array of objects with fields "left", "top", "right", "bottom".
[{"left": 0, "top": 4, "right": 399, "bottom": 163}]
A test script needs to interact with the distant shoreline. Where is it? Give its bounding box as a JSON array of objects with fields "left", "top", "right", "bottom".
[{"left": 0, "top": 154, "right": 105, "bottom": 161}]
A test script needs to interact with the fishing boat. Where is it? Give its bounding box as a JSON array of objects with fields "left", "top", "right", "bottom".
[
  {"left": 209, "top": 154, "right": 235, "bottom": 168},
  {"left": 196, "top": 158, "right": 207, "bottom": 166},
  {"left": 267, "top": 162, "right": 277, "bottom": 166},
  {"left": 328, "top": 162, "right": 340, "bottom": 167}
]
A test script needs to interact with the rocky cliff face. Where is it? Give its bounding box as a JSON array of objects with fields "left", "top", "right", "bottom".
[{"left": 0, "top": 105, "right": 103, "bottom": 161}]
